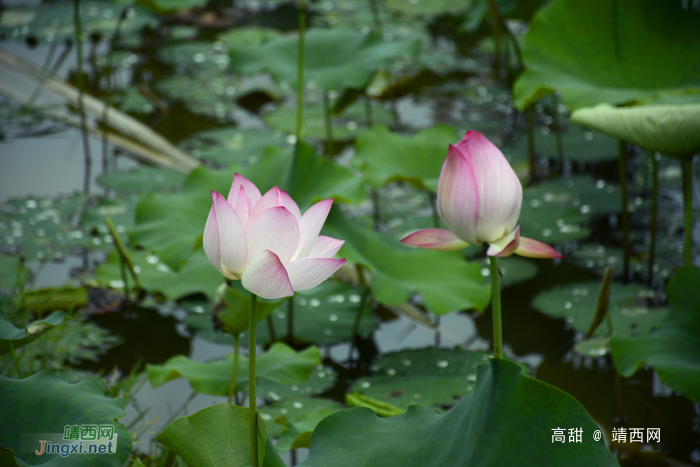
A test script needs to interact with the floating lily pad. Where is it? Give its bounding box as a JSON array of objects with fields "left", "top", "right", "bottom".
[
  {"left": 257, "top": 364, "right": 337, "bottom": 401},
  {"left": 138, "top": 0, "right": 206, "bottom": 13},
  {"left": 0, "top": 254, "right": 29, "bottom": 290},
  {"left": 0, "top": 194, "right": 93, "bottom": 262},
  {"left": 354, "top": 125, "right": 459, "bottom": 191},
  {"left": 97, "top": 168, "right": 186, "bottom": 195},
  {"left": 0, "top": 2, "right": 155, "bottom": 44},
  {"left": 213, "top": 281, "right": 289, "bottom": 337},
  {"left": 475, "top": 255, "right": 538, "bottom": 288},
  {"left": 260, "top": 398, "right": 345, "bottom": 452},
  {"left": 299, "top": 359, "right": 618, "bottom": 467},
  {"left": 217, "top": 27, "right": 281, "bottom": 47},
  {"left": 569, "top": 244, "right": 624, "bottom": 275},
  {"left": 514, "top": 0, "right": 700, "bottom": 110},
  {"left": 95, "top": 248, "right": 222, "bottom": 301},
  {"left": 0, "top": 310, "right": 66, "bottom": 356},
  {"left": 80, "top": 195, "right": 138, "bottom": 233},
  {"left": 611, "top": 266, "right": 700, "bottom": 403},
  {"left": 181, "top": 128, "right": 291, "bottom": 166},
  {"left": 146, "top": 343, "right": 321, "bottom": 396},
  {"left": 108, "top": 87, "right": 155, "bottom": 115},
  {"left": 157, "top": 404, "right": 285, "bottom": 467},
  {"left": 230, "top": 28, "right": 420, "bottom": 92},
  {"left": 573, "top": 336, "right": 610, "bottom": 358},
  {"left": 571, "top": 103, "right": 700, "bottom": 160},
  {"left": 326, "top": 209, "right": 492, "bottom": 315},
  {"left": 385, "top": 0, "right": 471, "bottom": 17},
  {"left": 0, "top": 370, "right": 131, "bottom": 466},
  {"left": 263, "top": 97, "right": 393, "bottom": 141},
  {"left": 533, "top": 281, "right": 667, "bottom": 338},
  {"left": 352, "top": 347, "right": 492, "bottom": 411},
  {"left": 130, "top": 142, "right": 364, "bottom": 270}
]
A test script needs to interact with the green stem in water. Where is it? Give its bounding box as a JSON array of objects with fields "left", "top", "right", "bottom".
[
  {"left": 9, "top": 340, "right": 23, "bottom": 379},
  {"left": 74, "top": 0, "right": 92, "bottom": 196},
  {"left": 365, "top": 94, "right": 374, "bottom": 129},
  {"left": 682, "top": 158, "right": 694, "bottom": 266},
  {"left": 295, "top": 7, "right": 306, "bottom": 142},
  {"left": 488, "top": 256, "right": 502, "bottom": 359},
  {"left": 648, "top": 153, "right": 659, "bottom": 286},
  {"left": 323, "top": 90, "right": 334, "bottom": 157},
  {"left": 348, "top": 288, "right": 370, "bottom": 363},
  {"left": 368, "top": 0, "right": 383, "bottom": 35},
  {"left": 526, "top": 107, "right": 535, "bottom": 181},
  {"left": 552, "top": 93, "right": 564, "bottom": 174},
  {"left": 249, "top": 293, "right": 258, "bottom": 466},
  {"left": 287, "top": 298, "right": 294, "bottom": 344},
  {"left": 228, "top": 334, "right": 240, "bottom": 404},
  {"left": 266, "top": 315, "right": 277, "bottom": 342},
  {"left": 487, "top": 0, "right": 503, "bottom": 79},
  {"left": 428, "top": 192, "right": 440, "bottom": 229},
  {"left": 618, "top": 141, "right": 630, "bottom": 282}
]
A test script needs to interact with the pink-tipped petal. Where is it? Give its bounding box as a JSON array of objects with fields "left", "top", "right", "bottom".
[
  {"left": 227, "top": 173, "right": 262, "bottom": 207},
  {"left": 234, "top": 185, "right": 252, "bottom": 228},
  {"left": 437, "top": 144, "right": 480, "bottom": 245},
  {"left": 515, "top": 236, "right": 563, "bottom": 259},
  {"left": 285, "top": 257, "right": 346, "bottom": 291},
  {"left": 294, "top": 199, "right": 334, "bottom": 260},
  {"left": 247, "top": 205, "right": 300, "bottom": 265},
  {"left": 457, "top": 131, "right": 523, "bottom": 243},
  {"left": 203, "top": 200, "right": 223, "bottom": 275},
  {"left": 279, "top": 190, "right": 302, "bottom": 223},
  {"left": 486, "top": 226, "right": 520, "bottom": 257},
  {"left": 241, "top": 249, "right": 294, "bottom": 299},
  {"left": 212, "top": 192, "right": 248, "bottom": 279},
  {"left": 400, "top": 228, "right": 470, "bottom": 251},
  {"left": 251, "top": 186, "right": 282, "bottom": 220},
  {"left": 308, "top": 236, "right": 345, "bottom": 258}
]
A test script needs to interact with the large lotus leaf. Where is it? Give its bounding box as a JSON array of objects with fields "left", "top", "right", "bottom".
[
  {"left": 354, "top": 125, "right": 458, "bottom": 191},
  {"left": 325, "top": 209, "right": 490, "bottom": 315},
  {"left": 260, "top": 398, "right": 345, "bottom": 452},
  {"left": 256, "top": 364, "right": 337, "bottom": 401},
  {"left": 571, "top": 103, "right": 700, "bottom": 160},
  {"left": 533, "top": 281, "right": 667, "bottom": 338},
  {"left": 217, "top": 26, "right": 282, "bottom": 47},
  {"left": 94, "top": 248, "right": 222, "bottom": 300},
  {"left": 146, "top": 343, "right": 321, "bottom": 396},
  {"left": 385, "top": 0, "right": 471, "bottom": 16},
  {"left": 80, "top": 196, "right": 138, "bottom": 233},
  {"left": 137, "top": 0, "right": 206, "bottom": 13},
  {"left": 514, "top": 0, "right": 700, "bottom": 111},
  {"left": 187, "top": 281, "right": 377, "bottom": 347},
  {"left": 462, "top": 0, "right": 546, "bottom": 32},
  {"left": 611, "top": 266, "right": 700, "bottom": 403},
  {"left": 299, "top": 359, "right": 618, "bottom": 467},
  {"left": 129, "top": 142, "right": 363, "bottom": 270},
  {"left": 0, "top": 194, "right": 93, "bottom": 262},
  {"left": 97, "top": 168, "right": 186, "bottom": 195},
  {"left": 230, "top": 28, "right": 420, "bottom": 91},
  {"left": 0, "top": 370, "right": 131, "bottom": 467},
  {"left": 352, "top": 348, "right": 492, "bottom": 411},
  {"left": 263, "top": 98, "right": 393, "bottom": 141},
  {"left": 0, "top": 310, "right": 66, "bottom": 356},
  {"left": 519, "top": 176, "right": 621, "bottom": 243},
  {"left": 0, "top": 2, "right": 155, "bottom": 44},
  {"left": 157, "top": 404, "right": 285, "bottom": 467},
  {"left": 474, "top": 255, "right": 538, "bottom": 288}
]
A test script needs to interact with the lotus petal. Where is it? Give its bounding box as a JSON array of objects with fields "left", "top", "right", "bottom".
[
  {"left": 295, "top": 199, "right": 334, "bottom": 259},
  {"left": 241, "top": 249, "right": 294, "bottom": 299},
  {"left": 227, "top": 173, "right": 261, "bottom": 208},
  {"left": 308, "top": 236, "right": 345, "bottom": 258},
  {"left": 400, "top": 228, "right": 470, "bottom": 251},
  {"left": 212, "top": 191, "right": 248, "bottom": 279},
  {"left": 486, "top": 226, "right": 520, "bottom": 257},
  {"left": 515, "top": 236, "right": 563, "bottom": 259},
  {"left": 286, "top": 257, "right": 347, "bottom": 291},
  {"left": 247, "top": 205, "right": 300, "bottom": 265},
  {"left": 437, "top": 144, "right": 480, "bottom": 244}
]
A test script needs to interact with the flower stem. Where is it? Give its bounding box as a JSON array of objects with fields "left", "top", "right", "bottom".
[
  {"left": 368, "top": 0, "right": 383, "bottom": 35},
  {"left": 552, "top": 92, "right": 564, "bottom": 175},
  {"left": 323, "top": 90, "right": 334, "bottom": 157},
  {"left": 488, "top": 256, "right": 502, "bottom": 359},
  {"left": 348, "top": 288, "right": 370, "bottom": 363},
  {"left": 618, "top": 141, "right": 630, "bottom": 282},
  {"left": 295, "top": 7, "right": 306, "bottom": 142},
  {"left": 287, "top": 298, "right": 294, "bottom": 344},
  {"left": 9, "top": 340, "right": 23, "bottom": 379},
  {"left": 682, "top": 158, "right": 694, "bottom": 266},
  {"left": 74, "top": 0, "right": 92, "bottom": 196},
  {"left": 249, "top": 293, "right": 258, "bottom": 466},
  {"left": 526, "top": 107, "right": 535, "bottom": 181},
  {"left": 648, "top": 153, "right": 659, "bottom": 286},
  {"left": 365, "top": 94, "right": 374, "bottom": 129},
  {"left": 228, "top": 334, "right": 240, "bottom": 404}
]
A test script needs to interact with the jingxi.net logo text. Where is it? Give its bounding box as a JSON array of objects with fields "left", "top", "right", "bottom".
[{"left": 21, "top": 425, "right": 118, "bottom": 458}]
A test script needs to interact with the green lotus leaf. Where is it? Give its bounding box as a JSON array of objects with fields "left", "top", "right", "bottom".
[
  {"left": 137, "top": 0, "right": 206, "bottom": 13},
  {"left": 325, "top": 208, "right": 491, "bottom": 315},
  {"left": 0, "top": 310, "right": 65, "bottom": 356},
  {"left": 0, "top": 254, "right": 29, "bottom": 289},
  {"left": 212, "top": 281, "right": 289, "bottom": 337},
  {"left": 260, "top": 398, "right": 344, "bottom": 452},
  {"left": 181, "top": 128, "right": 291, "bottom": 166},
  {"left": 230, "top": 28, "right": 420, "bottom": 91},
  {"left": 97, "top": 168, "right": 186, "bottom": 195},
  {"left": 354, "top": 125, "right": 458, "bottom": 191},
  {"left": 146, "top": 343, "right": 321, "bottom": 396},
  {"left": 571, "top": 103, "right": 700, "bottom": 160},
  {"left": 298, "top": 359, "right": 618, "bottom": 467},
  {"left": 611, "top": 266, "right": 700, "bottom": 403},
  {"left": 533, "top": 281, "right": 667, "bottom": 338},
  {"left": 129, "top": 141, "right": 363, "bottom": 269},
  {"left": 514, "top": 0, "right": 700, "bottom": 111},
  {"left": 0, "top": 370, "right": 131, "bottom": 466},
  {"left": 386, "top": 0, "right": 471, "bottom": 17},
  {"left": 157, "top": 404, "right": 285, "bottom": 467}
]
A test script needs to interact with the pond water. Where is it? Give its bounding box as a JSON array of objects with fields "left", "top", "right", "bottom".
[{"left": 1, "top": 1, "right": 699, "bottom": 466}]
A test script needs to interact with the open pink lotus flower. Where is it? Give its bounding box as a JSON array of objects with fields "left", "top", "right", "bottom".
[
  {"left": 203, "top": 174, "right": 346, "bottom": 299},
  {"left": 401, "top": 131, "right": 562, "bottom": 259}
]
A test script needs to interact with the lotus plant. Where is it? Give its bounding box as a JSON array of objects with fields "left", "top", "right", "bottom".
[
  {"left": 401, "top": 131, "right": 562, "bottom": 359},
  {"left": 203, "top": 173, "right": 345, "bottom": 466}
]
